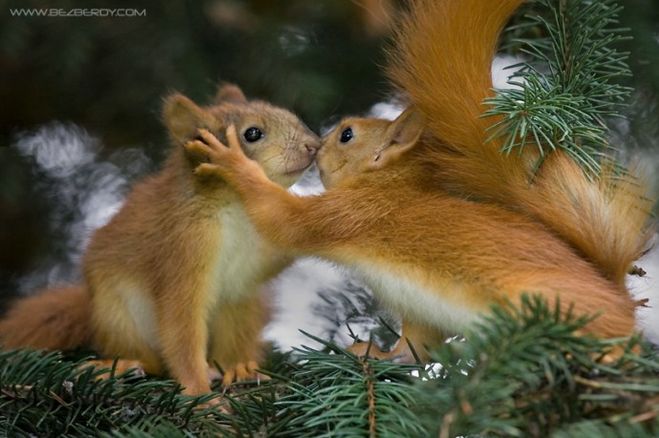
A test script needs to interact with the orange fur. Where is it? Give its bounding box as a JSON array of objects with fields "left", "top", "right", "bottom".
[
  {"left": 387, "top": 0, "right": 654, "bottom": 286},
  {"left": 0, "top": 84, "right": 318, "bottom": 395},
  {"left": 188, "top": 114, "right": 639, "bottom": 358},
  {"left": 0, "top": 286, "right": 90, "bottom": 350},
  {"left": 189, "top": 0, "right": 656, "bottom": 353},
  {"left": 157, "top": 0, "right": 654, "bottom": 361}
]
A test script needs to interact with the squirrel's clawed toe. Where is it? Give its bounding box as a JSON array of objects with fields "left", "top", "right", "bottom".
[{"left": 218, "top": 361, "right": 270, "bottom": 387}]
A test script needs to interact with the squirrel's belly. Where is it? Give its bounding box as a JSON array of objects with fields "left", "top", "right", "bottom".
[
  {"left": 210, "top": 204, "right": 284, "bottom": 302},
  {"left": 353, "top": 264, "right": 482, "bottom": 333}
]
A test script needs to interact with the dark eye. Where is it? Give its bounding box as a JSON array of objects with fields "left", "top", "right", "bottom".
[
  {"left": 244, "top": 127, "right": 263, "bottom": 142},
  {"left": 339, "top": 127, "right": 353, "bottom": 143}
]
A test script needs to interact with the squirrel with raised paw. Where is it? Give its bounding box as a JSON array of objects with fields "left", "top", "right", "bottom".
[
  {"left": 0, "top": 84, "right": 319, "bottom": 395},
  {"left": 186, "top": 0, "right": 654, "bottom": 362}
]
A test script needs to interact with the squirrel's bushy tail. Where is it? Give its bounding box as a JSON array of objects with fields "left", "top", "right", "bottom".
[
  {"left": 520, "top": 157, "right": 653, "bottom": 286},
  {"left": 0, "top": 286, "right": 91, "bottom": 350},
  {"left": 388, "top": 0, "right": 653, "bottom": 286}
]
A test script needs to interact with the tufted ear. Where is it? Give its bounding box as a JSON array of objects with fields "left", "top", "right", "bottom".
[
  {"left": 162, "top": 93, "right": 214, "bottom": 143},
  {"left": 368, "top": 108, "right": 425, "bottom": 170},
  {"left": 214, "top": 83, "right": 248, "bottom": 104}
]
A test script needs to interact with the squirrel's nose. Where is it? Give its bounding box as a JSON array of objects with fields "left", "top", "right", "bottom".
[{"left": 305, "top": 141, "right": 320, "bottom": 157}]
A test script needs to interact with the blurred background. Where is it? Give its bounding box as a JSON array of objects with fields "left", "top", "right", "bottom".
[
  {"left": 0, "top": 0, "right": 398, "bottom": 303},
  {"left": 0, "top": 0, "right": 657, "bottom": 347}
]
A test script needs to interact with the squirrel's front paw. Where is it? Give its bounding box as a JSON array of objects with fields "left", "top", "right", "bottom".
[{"left": 184, "top": 125, "right": 251, "bottom": 181}]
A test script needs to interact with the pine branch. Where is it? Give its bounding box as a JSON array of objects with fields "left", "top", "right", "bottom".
[
  {"left": 553, "top": 418, "right": 659, "bottom": 438},
  {"left": 485, "top": 0, "right": 633, "bottom": 175},
  {"left": 1, "top": 298, "right": 657, "bottom": 437},
  {"left": 414, "top": 295, "right": 659, "bottom": 437},
  {"left": 267, "top": 332, "right": 426, "bottom": 437},
  {"left": 0, "top": 350, "right": 227, "bottom": 436}
]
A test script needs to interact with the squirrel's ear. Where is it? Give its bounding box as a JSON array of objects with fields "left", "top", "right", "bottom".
[
  {"left": 215, "top": 83, "right": 248, "bottom": 104},
  {"left": 369, "top": 108, "right": 425, "bottom": 170},
  {"left": 163, "top": 93, "right": 214, "bottom": 143}
]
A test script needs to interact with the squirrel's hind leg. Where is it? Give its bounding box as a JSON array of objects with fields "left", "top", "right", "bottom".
[
  {"left": 90, "top": 289, "right": 165, "bottom": 380},
  {"left": 208, "top": 289, "right": 271, "bottom": 386}
]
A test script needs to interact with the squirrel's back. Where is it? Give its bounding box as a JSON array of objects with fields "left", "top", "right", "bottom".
[{"left": 388, "top": 0, "right": 653, "bottom": 286}]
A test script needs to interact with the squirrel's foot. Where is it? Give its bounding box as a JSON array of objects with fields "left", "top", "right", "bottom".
[
  {"left": 598, "top": 343, "right": 641, "bottom": 364},
  {"left": 194, "top": 395, "right": 231, "bottom": 414},
  {"left": 219, "top": 360, "right": 270, "bottom": 387},
  {"left": 80, "top": 359, "right": 146, "bottom": 380},
  {"left": 348, "top": 341, "right": 416, "bottom": 363},
  {"left": 348, "top": 341, "right": 396, "bottom": 360}
]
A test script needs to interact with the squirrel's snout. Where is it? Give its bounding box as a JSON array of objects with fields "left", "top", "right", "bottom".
[{"left": 304, "top": 140, "right": 321, "bottom": 157}]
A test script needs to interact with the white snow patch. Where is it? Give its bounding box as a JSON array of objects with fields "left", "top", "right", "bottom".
[{"left": 628, "top": 235, "right": 659, "bottom": 345}]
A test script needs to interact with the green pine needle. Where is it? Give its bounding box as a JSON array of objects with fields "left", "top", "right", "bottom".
[
  {"left": 1, "top": 296, "right": 658, "bottom": 437},
  {"left": 414, "top": 295, "right": 659, "bottom": 437},
  {"left": 269, "top": 331, "right": 426, "bottom": 437},
  {"left": 485, "top": 0, "right": 632, "bottom": 176},
  {"left": 0, "top": 350, "right": 227, "bottom": 436}
]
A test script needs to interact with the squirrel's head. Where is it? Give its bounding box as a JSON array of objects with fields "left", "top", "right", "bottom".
[
  {"left": 163, "top": 83, "right": 320, "bottom": 187},
  {"left": 317, "top": 108, "right": 425, "bottom": 188}
]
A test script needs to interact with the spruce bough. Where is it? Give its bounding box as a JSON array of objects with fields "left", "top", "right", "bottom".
[
  {"left": 2, "top": 0, "right": 657, "bottom": 436},
  {"left": 1, "top": 296, "right": 657, "bottom": 436}
]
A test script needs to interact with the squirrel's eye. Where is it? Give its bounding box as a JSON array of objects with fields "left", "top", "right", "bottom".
[
  {"left": 243, "top": 127, "right": 263, "bottom": 143},
  {"left": 339, "top": 127, "right": 353, "bottom": 144}
]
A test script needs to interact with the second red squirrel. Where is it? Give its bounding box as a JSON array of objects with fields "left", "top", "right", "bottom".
[
  {"left": 185, "top": 0, "right": 653, "bottom": 360},
  {"left": 386, "top": 0, "right": 652, "bottom": 288}
]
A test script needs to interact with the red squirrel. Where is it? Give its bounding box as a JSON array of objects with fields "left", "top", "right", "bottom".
[
  {"left": 184, "top": 0, "right": 654, "bottom": 361},
  {"left": 0, "top": 84, "right": 319, "bottom": 394}
]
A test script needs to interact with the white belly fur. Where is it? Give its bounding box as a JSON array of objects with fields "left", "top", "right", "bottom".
[
  {"left": 210, "top": 203, "right": 280, "bottom": 303},
  {"left": 119, "top": 282, "right": 159, "bottom": 349},
  {"left": 354, "top": 263, "right": 481, "bottom": 333}
]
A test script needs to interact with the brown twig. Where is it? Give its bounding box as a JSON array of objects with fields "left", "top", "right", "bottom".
[
  {"left": 361, "top": 357, "right": 377, "bottom": 438},
  {"left": 629, "top": 265, "right": 647, "bottom": 277}
]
